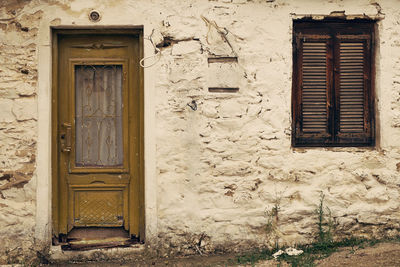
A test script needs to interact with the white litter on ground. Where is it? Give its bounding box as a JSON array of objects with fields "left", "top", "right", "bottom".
[
  {"left": 285, "top": 247, "right": 304, "bottom": 256},
  {"left": 273, "top": 247, "right": 304, "bottom": 259},
  {"left": 272, "top": 250, "right": 285, "bottom": 259}
]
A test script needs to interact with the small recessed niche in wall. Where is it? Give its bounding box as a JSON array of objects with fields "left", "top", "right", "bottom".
[
  {"left": 208, "top": 57, "right": 238, "bottom": 64},
  {"left": 208, "top": 87, "right": 239, "bottom": 93},
  {"left": 207, "top": 56, "right": 241, "bottom": 93}
]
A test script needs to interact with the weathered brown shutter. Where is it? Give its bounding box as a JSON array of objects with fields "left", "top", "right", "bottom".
[
  {"left": 336, "top": 36, "right": 373, "bottom": 144},
  {"left": 293, "top": 36, "right": 332, "bottom": 145},
  {"left": 293, "top": 21, "right": 374, "bottom": 147},
  {"left": 302, "top": 41, "right": 329, "bottom": 132},
  {"left": 338, "top": 41, "right": 365, "bottom": 132}
]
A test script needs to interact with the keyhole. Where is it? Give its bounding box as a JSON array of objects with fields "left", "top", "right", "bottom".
[{"left": 61, "top": 134, "right": 65, "bottom": 140}]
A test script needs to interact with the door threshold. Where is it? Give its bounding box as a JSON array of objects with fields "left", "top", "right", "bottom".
[
  {"left": 49, "top": 243, "right": 145, "bottom": 263},
  {"left": 63, "top": 237, "right": 134, "bottom": 251},
  {"left": 61, "top": 227, "right": 139, "bottom": 251}
]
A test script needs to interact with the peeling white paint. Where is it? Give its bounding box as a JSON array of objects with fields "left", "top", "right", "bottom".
[{"left": 0, "top": 0, "right": 400, "bottom": 263}]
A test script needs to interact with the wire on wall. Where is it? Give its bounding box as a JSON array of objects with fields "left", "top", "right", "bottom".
[{"left": 139, "top": 29, "right": 161, "bottom": 68}]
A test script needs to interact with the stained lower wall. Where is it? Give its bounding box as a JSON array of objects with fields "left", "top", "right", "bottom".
[{"left": 0, "top": 0, "right": 400, "bottom": 264}]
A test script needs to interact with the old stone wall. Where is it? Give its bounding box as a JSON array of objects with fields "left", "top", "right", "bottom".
[
  {"left": 0, "top": 1, "right": 39, "bottom": 263},
  {"left": 154, "top": 0, "right": 400, "bottom": 255},
  {"left": 0, "top": 0, "right": 399, "bottom": 263}
]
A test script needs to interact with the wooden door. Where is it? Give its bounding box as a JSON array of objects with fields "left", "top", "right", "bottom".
[{"left": 53, "top": 31, "right": 143, "bottom": 241}]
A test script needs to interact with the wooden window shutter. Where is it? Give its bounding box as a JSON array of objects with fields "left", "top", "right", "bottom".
[
  {"left": 293, "top": 21, "right": 375, "bottom": 147},
  {"left": 335, "top": 35, "right": 374, "bottom": 144},
  {"left": 293, "top": 35, "right": 333, "bottom": 145}
]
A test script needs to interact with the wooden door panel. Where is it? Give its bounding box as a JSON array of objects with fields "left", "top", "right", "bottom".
[
  {"left": 55, "top": 33, "right": 141, "bottom": 238},
  {"left": 69, "top": 186, "right": 128, "bottom": 229}
]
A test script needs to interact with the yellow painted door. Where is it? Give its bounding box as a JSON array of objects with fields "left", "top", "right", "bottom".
[{"left": 56, "top": 33, "right": 142, "bottom": 239}]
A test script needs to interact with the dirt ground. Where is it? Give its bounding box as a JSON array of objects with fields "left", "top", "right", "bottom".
[
  {"left": 53, "top": 241, "right": 400, "bottom": 267},
  {"left": 314, "top": 242, "right": 400, "bottom": 267}
]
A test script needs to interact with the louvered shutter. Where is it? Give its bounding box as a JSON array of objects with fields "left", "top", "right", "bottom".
[
  {"left": 336, "top": 36, "right": 373, "bottom": 144},
  {"left": 293, "top": 35, "right": 332, "bottom": 145},
  {"left": 292, "top": 21, "right": 374, "bottom": 147}
]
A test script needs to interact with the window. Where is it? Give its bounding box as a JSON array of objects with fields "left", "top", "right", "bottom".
[{"left": 292, "top": 20, "right": 375, "bottom": 147}]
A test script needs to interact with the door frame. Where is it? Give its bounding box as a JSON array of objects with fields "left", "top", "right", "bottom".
[{"left": 51, "top": 27, "right": 145, "bottom": 242}]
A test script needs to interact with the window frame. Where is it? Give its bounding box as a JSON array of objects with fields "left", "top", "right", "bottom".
[{"left": 292, "top": 20, "right": 376, "bottom": 147}]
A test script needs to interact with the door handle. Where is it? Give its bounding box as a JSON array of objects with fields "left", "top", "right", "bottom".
[{"left": 60, "top": 122, "right": 72, "bottom": 152}]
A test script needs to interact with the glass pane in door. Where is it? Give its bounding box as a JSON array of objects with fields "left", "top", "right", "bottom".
[{"left": 75, "top": 65, "right": 123, "bottom": 167}]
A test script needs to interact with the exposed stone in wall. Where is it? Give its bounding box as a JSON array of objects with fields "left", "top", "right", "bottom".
[
  {"left": 0, "top": 0, "right": 400, "bottom": 263},
  {"left": 0, "top": 1, "right": 39, "bottom": 264}
]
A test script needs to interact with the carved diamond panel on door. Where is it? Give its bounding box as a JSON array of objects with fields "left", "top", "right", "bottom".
[{"left": 72, "top": 189, "right": 126, "bottom": 226}]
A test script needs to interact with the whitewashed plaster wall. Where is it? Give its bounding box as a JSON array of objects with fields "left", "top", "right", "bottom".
[{"left": 0, "top": 0, "right": 399, "bottom": 263}]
